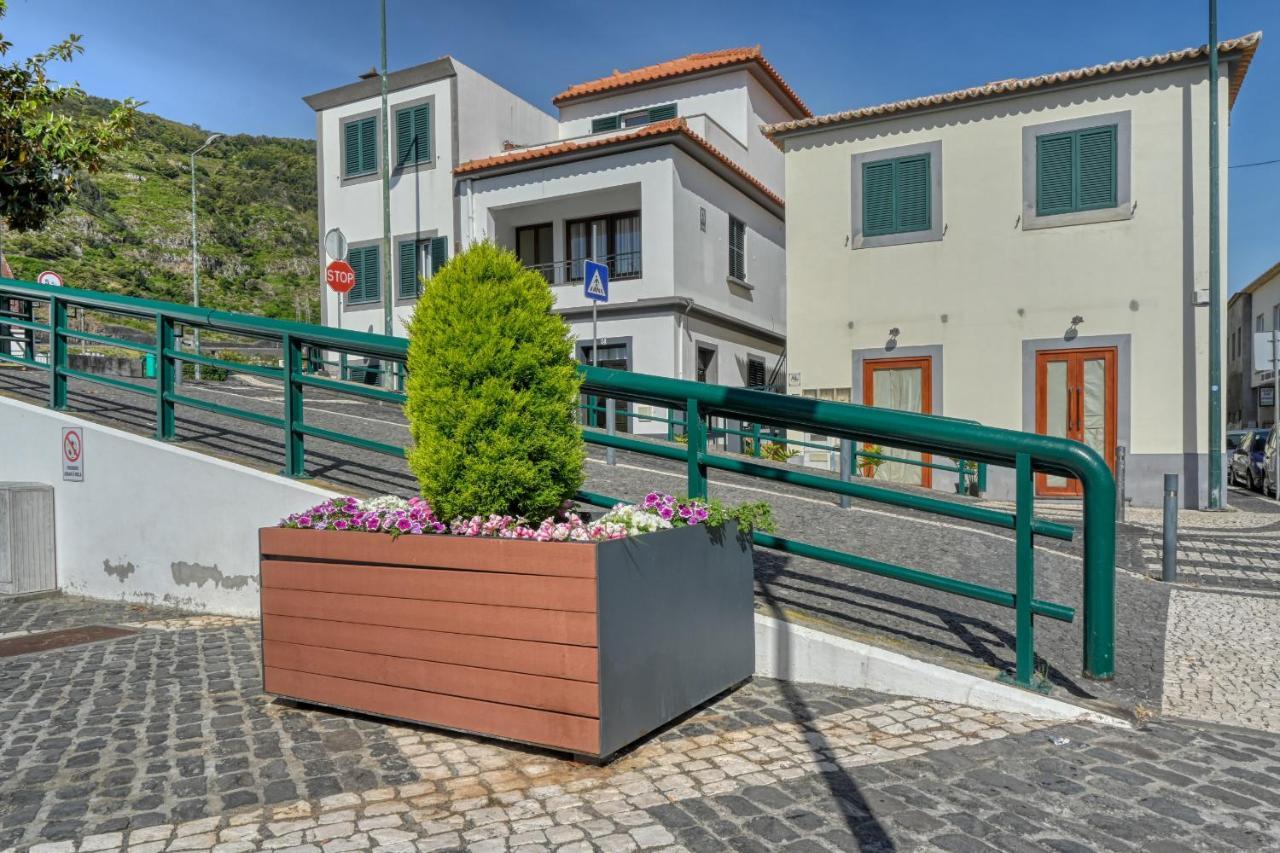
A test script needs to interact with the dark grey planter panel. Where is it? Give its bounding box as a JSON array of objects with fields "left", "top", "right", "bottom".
[{"left": 596, "top": 521, "right": 754, "bottom": 757}]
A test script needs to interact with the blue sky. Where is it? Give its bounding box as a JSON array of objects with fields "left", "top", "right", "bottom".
[{"left": 4, "top": 0, "right": 1277, "bottom": 291}]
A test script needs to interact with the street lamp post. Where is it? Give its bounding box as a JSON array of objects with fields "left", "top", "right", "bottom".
[{"left": 190, "top": 133, "right": 223, "bottom": 380}]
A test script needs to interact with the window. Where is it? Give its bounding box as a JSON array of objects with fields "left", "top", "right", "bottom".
[
  {"left": 1260, "top": 315, "right": 1267, "bottom": 332},
  {"left": 343, "top": 116, "right": 377, "bottom": 178},
  {"left": 747, "top": 357, "right": 766, "bottom": 388},
  {"left": 566, "top": 212, "right": 641, "bottom": 281},
  {"left": 1274, "top": 305, "right": 1280, "bottom": 331},
  {"left": 516, "top": 223, "right": 554, "bottom": 281},
  {"left": 728, "top": 216, "right": 747, "bottom": 282},
  {"left": 397, "top": 236, "right": 448, "bottom": 299},
  {"left": 862, "top": 154, "right": 931, "bottom": 237},
  {"left": 696, "top": 346, "right": 716, "bottom": 383},
  {"left": 346, "top": 245, "right": 381, "bottom": 304},
  {"left": 395, "top": 103, "right": 432, "bottom": 167},
  {"left": 590, "top": 103, "right": 677, "bottom": 134},
  {"left": 1035, "top": 124, "right": 1117, "bottom": 216}
]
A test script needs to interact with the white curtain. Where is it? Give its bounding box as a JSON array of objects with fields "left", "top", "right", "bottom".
[
  {"left": 1082, "top": 358, "right": 1106, "bottom": 459},
  {"left": 871, "top": 367, "right": 923, "bottom": 485}
]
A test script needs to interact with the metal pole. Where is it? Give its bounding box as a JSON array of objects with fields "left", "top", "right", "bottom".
[
  {"left": 1115, "top": 445, "right": 1127, "bottom": 523},
  {"left": 1273, "top": 332, "right": 1279, "bottom": 503},
  {"left": 379, "top": 0, "right": 394, "bottom": 373},
  {"left": 190, "top": 149, "right": 200, "bottom": 382},
  {"left": 1207, "top": 0, "right": 1224, "bottom": 508},
  {"left": 1162, "top": 473, "right": 1179, "bottom": 582},
  {"left": 838, "top": 438, "right": 852, "bottom": 509},
  {"left": 605, "top": 398, "right": 616, "bottom": 466}
]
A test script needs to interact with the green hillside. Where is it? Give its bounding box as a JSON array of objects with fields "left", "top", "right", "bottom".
[{"left": 2, "top": 95, "right": 320, "bottom": 322}]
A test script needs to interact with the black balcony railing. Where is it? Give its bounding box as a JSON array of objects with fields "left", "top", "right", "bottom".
[{"left": 522, "top": 251, "right": 642, "bottom": 286}]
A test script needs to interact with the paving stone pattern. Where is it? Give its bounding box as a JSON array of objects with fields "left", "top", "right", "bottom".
[
  {"left": 1141, "top": 530, "right": 1280, "bottom": 591},
  {"left": 3, "top": 597, "right": 1280, "bottom": 852},
  {"left": 1162, "top": 589, "right": 1280, "bottom": 733}
]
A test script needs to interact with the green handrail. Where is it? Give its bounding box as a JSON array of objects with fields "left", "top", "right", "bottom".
[{"left": 0, "top": 276, "right": 1115, "bottom": 685}]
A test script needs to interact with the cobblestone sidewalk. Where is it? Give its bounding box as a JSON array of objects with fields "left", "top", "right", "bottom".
[{"left": 3, "top": 596, "right": 1280, "bottom": 852}]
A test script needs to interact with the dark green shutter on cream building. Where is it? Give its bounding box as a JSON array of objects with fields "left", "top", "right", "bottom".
[
  {"left": 347, "top": 245, "right": 380, "bottom": 304},
  {"left": 862, "top": 154, "right": 930, "bottom": 237},
  {"left": 1036, "top": 124, "right": 1117, "bottom": 216}
]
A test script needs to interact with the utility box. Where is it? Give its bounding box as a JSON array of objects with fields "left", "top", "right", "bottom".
[{"left": 0, "top": 483, "right": 57, "bottom": 596}]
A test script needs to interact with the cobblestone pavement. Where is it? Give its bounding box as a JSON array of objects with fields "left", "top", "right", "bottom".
[
  {"left": 4, "top": 596, "right": 1280, "bottom": 853},
  {"left": 0, "top": 370, "right": 1172, "bottom": 712},
  {"left": 1162, "top": 589, "right": 1280, "bottom": 733}
]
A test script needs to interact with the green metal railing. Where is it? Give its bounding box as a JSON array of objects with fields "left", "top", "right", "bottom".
[{"left": 0, "top": 277, "right": 1115, "bottom": 686}]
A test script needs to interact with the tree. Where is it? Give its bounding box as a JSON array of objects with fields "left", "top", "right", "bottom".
[
  {"left": 404, "top": 242, "right": 585, "bottom": 521},
  {"left": 0, "top": 0, "right": 137, "bottom": 233}
]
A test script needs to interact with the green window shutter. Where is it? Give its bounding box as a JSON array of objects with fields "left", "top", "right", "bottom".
[
  {"left": 358, "top": 117, "right": 377, "bottom": 174},
  {"left": 648, "top": 103, "right": 677, "bottom": 122},
  {"left": 1036, "top": 133, "right": 1075, "bottom": 216},
  {"left": 729, "top": 217, "right": 746, "bottom": 281},
  {"left": 343, "top": 121, "right": 361, "bottom": 176},
  {"left": 348, "top": 246, "right": 380, "bottom": 304},
  {"left": 894, "top": 155, "right": 930, "bottom": 232},
  {"left": 397, "top": 240, "right": 418, "bottom": 299},
  {"left": 1076, "top": 125, "right": 1116, "bottom": 210},
  {"left": 862, "top": 161, "right": 896, "bottom": 236},
  {"left": 415, "top": 104, "right": 431, "bottom": 162},
  {"left": 592, "top": 115, "right": 620, "bottom": 133},
  {"left": 395, "top": 108, "right": 413, "bottom": 167},
  {"left": 430, "top": 236, "right": 448, "bottom": 275}
]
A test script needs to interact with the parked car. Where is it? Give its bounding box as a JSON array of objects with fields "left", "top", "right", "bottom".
[
  {"left": 1229, "top": 430, "right": 1267, "bottom": 492},
  {"left": 1264, "top": 427, "right": 1279, "bottom": 497}
]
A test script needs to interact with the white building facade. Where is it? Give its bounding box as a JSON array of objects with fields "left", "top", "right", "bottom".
[
  {"left": 766, "top": 34, "right": 1261, "bottom": 507},
  {"left": 1228, "top": 261, "right": 1280, "bottom": 429},
  {"left": 305, "top": 48, "right": 808, "bottom": 433}
]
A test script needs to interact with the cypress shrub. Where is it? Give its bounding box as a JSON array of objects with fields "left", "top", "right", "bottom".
[{"left": 404, "top": 242, "right": 585, "bottom": 521}]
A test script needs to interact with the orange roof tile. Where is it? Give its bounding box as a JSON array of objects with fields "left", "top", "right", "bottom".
[
  {"left": 553, "top": 47, "right": 811, "bottom": 118},
  {"left": 766, "top": 32, "right": 1262, "bottom": 138},
  {"left": 454, "top": 118, "right": 784, "bottom": 210}
]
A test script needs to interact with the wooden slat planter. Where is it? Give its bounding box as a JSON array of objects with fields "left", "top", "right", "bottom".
[{"left": 259, "top": 522, "right": 754, "bottom": 760}]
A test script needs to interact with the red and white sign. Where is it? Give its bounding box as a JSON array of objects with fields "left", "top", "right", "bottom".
[
  {"left": 325, "top": 260, "right": 356, "bottom": 294},
  {"left": 62, "top": 427, "right": 84, "bottom": 482},
  {"left": 37, "top": 270, "right": 64, "bottom": 287}
]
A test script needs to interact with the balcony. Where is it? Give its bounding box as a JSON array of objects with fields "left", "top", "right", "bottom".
[{"left": 525, "top": 250, "right": 643, "bottom": 286}]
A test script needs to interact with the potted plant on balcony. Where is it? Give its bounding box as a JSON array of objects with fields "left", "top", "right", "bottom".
[{"left": 259, "top": 243, "right": 769, "bottom": 761}]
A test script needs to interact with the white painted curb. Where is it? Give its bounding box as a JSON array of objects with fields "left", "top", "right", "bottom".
[{"left": 755, "top": 613, "right": 1129, "bottom": 727}]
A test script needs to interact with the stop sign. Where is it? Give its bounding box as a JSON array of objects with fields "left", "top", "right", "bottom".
[{"left": 325, "top": 259, "right": 356, "bottom": 294}]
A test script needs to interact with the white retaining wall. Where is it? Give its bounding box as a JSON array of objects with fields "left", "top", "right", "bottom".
[{"left": 0, "top": 396, "right": 337, "bottom": 616}]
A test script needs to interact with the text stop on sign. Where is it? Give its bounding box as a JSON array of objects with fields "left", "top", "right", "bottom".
[{"left": 325, "top": 260, "right": 356, "bottom": 294}]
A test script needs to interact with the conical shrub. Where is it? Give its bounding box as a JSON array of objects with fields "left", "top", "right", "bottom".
[{"left": 404, "top": 241, "right": 585, "bottom": 521}]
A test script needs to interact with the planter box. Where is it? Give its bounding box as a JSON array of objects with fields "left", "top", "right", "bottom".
[{"left": 258, "top": 522, "right": 754, "bottom": 760}]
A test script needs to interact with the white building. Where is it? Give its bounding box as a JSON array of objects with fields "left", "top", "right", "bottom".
[
  {"left": 765, "top": 34, "right": 1261, "bottom": 506},
  {"left": 305, "top": 48, "right": 809, "bottom": 432},
  {"left": 1228, "top": 261, "right": 1280, "bottom": 429}
]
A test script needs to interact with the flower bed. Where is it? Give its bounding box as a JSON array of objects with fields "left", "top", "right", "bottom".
[
  {"left": 259, "top": 491, "right": 761, "bottom": 759},
  {"left": 279, "top": 492, "right": 768, "bottom": 543}
]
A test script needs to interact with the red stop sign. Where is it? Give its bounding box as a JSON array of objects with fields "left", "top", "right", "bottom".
[{"left": 325, "top": 259, "right": 356, "bottom": 294}]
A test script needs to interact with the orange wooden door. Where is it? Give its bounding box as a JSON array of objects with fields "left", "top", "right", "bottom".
[
  {"left": 1034, "top": 348, "right": 1117, "bottom": 497},
  {"left": 862, "top": 357, "right": 932, "bottom": 488}
]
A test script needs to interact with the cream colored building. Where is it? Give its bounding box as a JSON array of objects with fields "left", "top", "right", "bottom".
[{"left": 765, "top": 34, "right": 1260, "bottom": 507}]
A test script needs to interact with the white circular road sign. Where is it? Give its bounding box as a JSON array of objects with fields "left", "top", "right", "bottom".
[
  {"left": 324, "top": 228, "right": 348, "bottom": 262},
  {"left": 37, "top": 270, "right": 64, "bottom": 287}
]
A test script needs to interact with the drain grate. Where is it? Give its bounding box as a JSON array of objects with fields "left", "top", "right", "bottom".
[{"left": 0, "top": 625, "right": 138, "bottom": 658}]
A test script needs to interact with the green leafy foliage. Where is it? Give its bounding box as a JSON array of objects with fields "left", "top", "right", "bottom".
[
  {"left": 0, "top": 1, "right": 138, "bottom": 232},
  {"left": 696, "top": 497, "right": 776, "bottom": 534},
  {"left": 404, "top": 242, "right": 585, "bottom": 521}
]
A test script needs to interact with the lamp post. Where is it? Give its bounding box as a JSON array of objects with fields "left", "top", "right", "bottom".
[
  {"left": 379, "top": 0, "right": 394, "bottom": 386},
  {"left": 190, "top": 132, "right": 223, "bottom": 380},
  {"left": 1207, "top": 0, "right": 1223, "bottom": 508}
]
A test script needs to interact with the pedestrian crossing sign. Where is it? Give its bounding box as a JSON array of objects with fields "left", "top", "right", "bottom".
[{"left": 583, "top": 260, "right": 609, "bottom": 302}]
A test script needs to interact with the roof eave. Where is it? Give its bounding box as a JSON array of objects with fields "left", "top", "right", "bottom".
[
  {"left": 303, "top": 57, "right": 457, "bottom": 112},
  {"left": 766, "top": 33, "right": 1262, "bottom": 141},
  {"left": 457, "top": 131, "right": 784, "bottom": 219}
]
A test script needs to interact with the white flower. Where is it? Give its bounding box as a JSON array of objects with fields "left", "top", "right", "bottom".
[{"left": 359, "top": 495, "right": 411, "bottom": 512}]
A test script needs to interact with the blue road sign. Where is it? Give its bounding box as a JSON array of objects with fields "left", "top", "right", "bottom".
[{"left": 583, "top": 260, "right": 609, "bottom": 302}]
